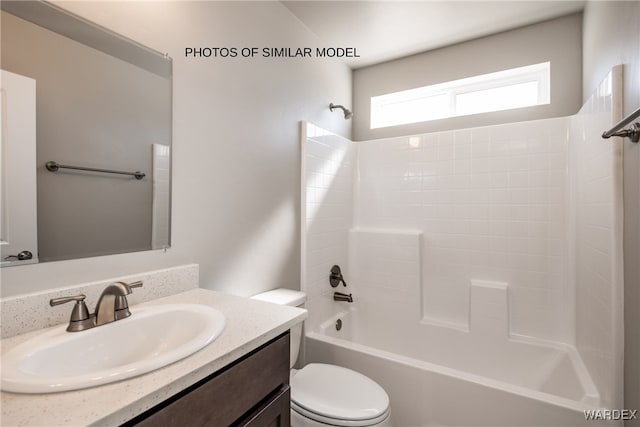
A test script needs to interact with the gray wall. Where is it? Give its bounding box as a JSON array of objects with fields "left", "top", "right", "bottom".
[
  {"left": 582, "top": 1, "right": 640, "bottom": 420},
  {"left": 1, "top": 1, "right": 351, "bottom": 297},
  {"left": 1, "top": 11, "right": 171, "bottom": 262},
  {"left": 352, "top": 13, "right": 583, "bottom": 141}
]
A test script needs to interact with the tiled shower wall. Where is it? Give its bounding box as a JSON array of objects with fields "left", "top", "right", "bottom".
[
  {"left": 354, "top": 119, "right": 572, "bottom": 342},
  {"left": 303, "top": 118, "right": 572, "bottom": 342},
  {"left": 302, "top": 122, "right": 355, "bottom": 331},
  {"left": 302, "top": 65, "right": 622, "bottom": 406},
  {"left": 570, "top": 68, "right": 623, "bottom": 407}
]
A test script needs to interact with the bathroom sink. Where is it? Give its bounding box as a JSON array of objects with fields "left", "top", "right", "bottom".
[{"left": 1, "top": 304, "right": 225, "bottom": 394}]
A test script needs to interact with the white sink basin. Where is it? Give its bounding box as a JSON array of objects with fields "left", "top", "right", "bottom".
[{"left": 1, "top": 304, "right": 225, "bottom": 394}]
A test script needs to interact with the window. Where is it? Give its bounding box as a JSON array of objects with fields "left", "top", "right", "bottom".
[{"left": 370, "top": 62, "right": 550, "bottom": 129}]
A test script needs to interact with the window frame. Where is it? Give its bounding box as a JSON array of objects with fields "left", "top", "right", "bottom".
[{"left": 370, "top": 61, "right": 551, "bottom": 129}]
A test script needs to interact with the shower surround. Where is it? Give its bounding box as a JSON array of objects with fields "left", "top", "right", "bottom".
[{"left": 301, "top": 68, "right": 623, "bottom": 426}]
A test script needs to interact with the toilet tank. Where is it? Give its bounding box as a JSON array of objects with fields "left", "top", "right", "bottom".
[{"left": 251, "top": 288, "right": 306, "bottom": 369}]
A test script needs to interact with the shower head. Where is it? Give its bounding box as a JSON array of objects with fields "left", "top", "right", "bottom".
[{"left": 330, "top": 103, "right": 353, "bottom": 120}]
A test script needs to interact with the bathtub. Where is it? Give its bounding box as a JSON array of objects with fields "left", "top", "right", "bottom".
[{"left": 304, "top": 308, "right": 610, "bottom": 427}]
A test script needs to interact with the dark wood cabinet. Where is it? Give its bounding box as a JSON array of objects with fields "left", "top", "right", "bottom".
[
  {"left": 237, "top": 385, "right": 290, "bottom": 427},
  {"left": 124, "top": 332, "right": 290, "bottom": 427}
]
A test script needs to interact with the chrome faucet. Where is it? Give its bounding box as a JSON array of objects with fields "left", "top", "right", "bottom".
[
  {"left": 50, "top": 281, "right": 143, "bottom": 332},
  {"left": 333, "top": 291, "right": 353, "bottom": 303}
]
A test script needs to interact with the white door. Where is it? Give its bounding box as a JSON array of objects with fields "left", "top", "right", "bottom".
[{"left": 0, "top": 69, "right": 38, "bottom": 266}]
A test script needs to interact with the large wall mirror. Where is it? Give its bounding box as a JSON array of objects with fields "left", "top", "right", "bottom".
[{"left": 0, "top": 1, "right": 172, "bottom": 267}]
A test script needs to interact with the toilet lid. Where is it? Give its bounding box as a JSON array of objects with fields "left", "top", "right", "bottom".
[{"left": 291, "top": 364, "right": 390, "bottom": 425}]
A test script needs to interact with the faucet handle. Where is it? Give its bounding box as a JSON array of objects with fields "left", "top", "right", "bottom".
[
  {"left": 50, "top": 294, "right": 90, "bottom": 321},
  {"left": 113, "top": 281, "right": 143, "bottom": 314},
  {"left": 330, "top": 265, "right": 348, "bottom": 288},
  {"left": 50, "top": 294, "right": 93, "bottom": 331},
  {"left": 50, "top": 294, "right": 86, "bottom": 307},
  {"left": 114, "top": 280, "right": 143, "bottom": 295},
  {"left": 127, "top": 280, "right": 143, "bottom": 290}
]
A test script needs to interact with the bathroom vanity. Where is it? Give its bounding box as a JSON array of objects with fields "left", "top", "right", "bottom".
[
  {"left": 128, "top": 332, "right": 290, "bottom": 426},
  {"left": 0, "top": 287, "right": 306, "bottom": 426}
]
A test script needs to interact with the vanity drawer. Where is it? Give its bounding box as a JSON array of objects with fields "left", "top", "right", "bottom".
[
  {"left": 128, "top": 331, "right": 290, "bottom": 427},
  {"left": 237, "top": 385, "right": 290, "bottom": 427}
]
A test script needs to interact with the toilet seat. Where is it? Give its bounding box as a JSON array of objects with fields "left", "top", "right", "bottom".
[
  {"left": 291, "top": 401, "right": 391, "bottom": 427},
  {"left": 291, "top": 364, "right": 390, "bottom": 427}
]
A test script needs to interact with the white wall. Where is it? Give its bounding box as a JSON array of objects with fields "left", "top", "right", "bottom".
[
  {"left": 582, "top": 1, "right": 640, "bottom": 415},
  {"left": 352, "top": 13, "right": 583, "bottom": 141},
  {"left": 1, "top": 1, "right": 352, "bottom": 298}
]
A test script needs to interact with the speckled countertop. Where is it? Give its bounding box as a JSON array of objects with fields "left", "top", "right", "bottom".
[{"left": 0, "top": 289, "right": 307, "bottom": 427}]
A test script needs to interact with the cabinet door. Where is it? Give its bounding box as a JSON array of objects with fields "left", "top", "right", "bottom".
[
  {"left": 128, "top": 332, "right": 290, "bottom": 427},
  {"left": 238, "top": 386, "right": 290, "bottom": 427}
]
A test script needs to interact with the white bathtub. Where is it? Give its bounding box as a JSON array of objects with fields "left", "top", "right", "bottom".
[{"left": 304, "top": 308, "right": 610, "bottom": 427}]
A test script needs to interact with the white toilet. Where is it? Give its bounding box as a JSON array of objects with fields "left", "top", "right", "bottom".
[{"left": 252, "top": 288, "right": 392, "bottom": 427}]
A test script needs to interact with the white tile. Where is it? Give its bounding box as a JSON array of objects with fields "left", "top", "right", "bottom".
[{"left": 305, "top": 98, "right": 617, "bottom": 399}]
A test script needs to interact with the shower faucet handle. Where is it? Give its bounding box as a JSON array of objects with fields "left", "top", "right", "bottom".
[{"left": 330, "top": 265, "right": 347, "bottom": 287}]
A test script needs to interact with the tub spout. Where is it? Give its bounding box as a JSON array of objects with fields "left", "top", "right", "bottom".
[{"left": 333, "top": 291, "right": 353, "bottom": 303}]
